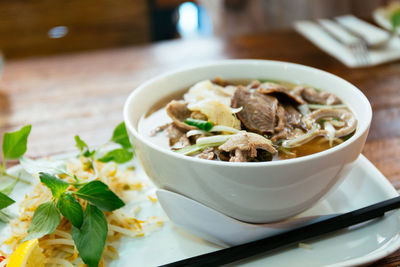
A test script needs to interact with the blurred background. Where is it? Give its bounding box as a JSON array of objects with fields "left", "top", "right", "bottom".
[{"left": 0, "top": 0, "right": 389, "bottom": 59}]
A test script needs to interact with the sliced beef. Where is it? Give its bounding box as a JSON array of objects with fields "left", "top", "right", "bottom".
[
  {"left": 150, "top": 123, "right": 170, "bottom": 136},
  {"left": 197, "top": 147, "right": 216, "bottom": 160},
  {"left": 166, "top": 124, "right": 190, "bottom": 148},
  {"left": 229, "top": 149, "right": 248, "bottom": 162},
  {"left": 257, "top": 82, "right": 304, "bottom": 105},
  {"left": 219, "top": 131, "right": 277, "bottom": 162},
  {"left": 166, "top": 100, "right": 196, "bottom": 131},
  {"left": 275, "top": 104, "right": 286, "bottom": 132},
  {"left": 284, "top": 105, "right": 302, "bottom": 128},
  {"left": 231, "top": 86, "right": 278, "bottom": 134},
  {"left": 271, "top": 128, "right": 290, "bottom": 142},
  {"left": 293, "top": 86, "right": 341, "bottom": 105}
]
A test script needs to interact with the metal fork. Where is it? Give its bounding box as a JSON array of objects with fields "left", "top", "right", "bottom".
[{"left": 318, "top": 19, "right": 370, "bottom": 66}]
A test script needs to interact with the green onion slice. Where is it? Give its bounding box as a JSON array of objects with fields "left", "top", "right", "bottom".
[{"left": 184, "top": 118, "right": 213, "bottom": 132}]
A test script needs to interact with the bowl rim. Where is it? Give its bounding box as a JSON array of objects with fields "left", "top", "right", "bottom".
[{"left": 123, "top": 59, "right": 372, "bottom": 167}]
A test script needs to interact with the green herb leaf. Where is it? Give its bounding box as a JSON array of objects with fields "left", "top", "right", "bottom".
[
  {"left": 111, "top": 122, "right": 132, "bottom": 148},
  {"left": 74, "top": 181, "right": 125, "bottom": 211},
  {"left": 97, "top": 148, "right": 133, "bottom": 164},
  {"left": 391, "top": 10, "right": 400, "bottom": 31},
  {"left": 25, "top": 201, "right": 61, "bottom": 241},
  {"left": 184, "top": 118, "right": 213, "bottom": 131},
  {"left": 57, "top": 192, "right": 83, "bottom": 228},
  {"left": 75, "top": 135, "right": 89, "bottom": 152},
  {"left": 20, "top": 156, "right": 67, "bottom": 176},
  {"left": 71, "top": 204, "right": 108, "bottom": 267},
  {"left": 0, "top": 178, "right": 19, "bottom": 195},
  {"left": 0, "top": 191, "right": 15, "bottom": 210},
  {"left": 39, "top": 172, "right": 69, "bottom": 198},
  {"left": 83, "top": 150, "right": 95, "bottom": 158},
  {"left": 2, "top": 125, "right": 32, "bottom": 160}
]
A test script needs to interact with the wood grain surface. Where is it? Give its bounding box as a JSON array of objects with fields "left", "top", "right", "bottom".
[
  {"left": 1, "top": 30, "right": 400, "bottom": 266},
  {"left": 0, "top": 0, "right": 150, "bottom": 59}
]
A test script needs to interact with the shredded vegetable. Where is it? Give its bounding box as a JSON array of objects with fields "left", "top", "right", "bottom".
[
  {"left": 196, "top": 135, "right": 234, "bottom": 146},
  {"left": 0, "top": 157, "right": 163, "bottom": 266},
  {"left": 174, "top": 142, "right": 225, "bottom": 155}
]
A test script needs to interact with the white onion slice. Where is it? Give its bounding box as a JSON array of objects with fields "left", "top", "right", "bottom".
[
  {"left": 324, "top": 121, "right": 335, "bottom": 147},
  {"left": 196, "top": 135, "right": 234, "bottom": 146},
  {"left": 210, "top": 125, "right": 240, "bottom": 133},
  {"left": 230, "top": 106, "right": 243, "bottom": 114},
  {"left": 186, "top": 129, "right": 210, "bottom": 137}
]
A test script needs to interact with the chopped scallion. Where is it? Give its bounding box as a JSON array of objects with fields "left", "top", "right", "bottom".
[{"left": 184, "top": 118, "right": 213, "bottom": 131}]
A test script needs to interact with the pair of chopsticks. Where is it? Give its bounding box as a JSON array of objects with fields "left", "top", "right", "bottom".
[{"left": 160, "top": 195, "right": 400, "bottom": 267}]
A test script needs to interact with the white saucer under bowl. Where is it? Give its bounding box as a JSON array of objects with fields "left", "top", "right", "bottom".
[{"left": 1, "top": 154, "right": 399, "bottom": 267}]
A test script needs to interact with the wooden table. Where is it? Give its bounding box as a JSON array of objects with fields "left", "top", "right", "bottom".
[{"left": 1, "top": 30, "right": 400, "bottom": 266}]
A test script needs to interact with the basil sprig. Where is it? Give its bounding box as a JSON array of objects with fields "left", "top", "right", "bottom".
[
  {"left": 76, "top": 122, "right": 134, "bottom": 164},
  {"left": 1, "top": 122, "right": 133, "bottom": 266},
  {"left": 0, "top": 125, "right": 32, "bottom": 222},
  {"left": 25, "top": 172, "right": 124, "bottom": 267}
]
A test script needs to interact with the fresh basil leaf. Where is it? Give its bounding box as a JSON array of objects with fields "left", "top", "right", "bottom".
[
  {"left": 83, "top": 150, "right": 95, "bottom": 158},
  {"left": 2, "top": 125, "right": 31, "bottom": 160},
  {"left": 111, "top": 122, "right": 131, "bottom": 148},
  {"left": 0, "top": 192, "right": 15, "bottom": 210},
  {"left": 39, "top": 172, "right": 69, "bottom": 198},
  {"left": 74, "top": 181, "right": 125, "bottom": 211},
  {"left": 0, "top": 178, "right": 19, "bottom": 195},
  {"left": 20, "top": 156, "right": 67, "bottom": 176},
  {"left": 75, "top": 135, "right": 88, "bottom": 152},
  {"left": 25, "top": 201, "right": 60, "bottom": 241},
  {"left": 57, "top": 192, "right": 83, "bottom": 228},
  {"left": 71, "top": 204, "right": 108, "bottom": 267},
  {"left": 97, "top": 148, "right": 133, "bottom": 164}
]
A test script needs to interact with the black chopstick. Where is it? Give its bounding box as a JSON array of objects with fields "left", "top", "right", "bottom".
[{"left": 159, "top": 195, "right": 400, "bottom": 267}]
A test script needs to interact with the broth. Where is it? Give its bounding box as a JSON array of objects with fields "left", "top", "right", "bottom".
[{"left": 138, "top": 78, "right": 356, "bottom": 162}]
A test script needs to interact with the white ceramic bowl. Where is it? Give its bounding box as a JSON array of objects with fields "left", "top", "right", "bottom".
[{"left": 123, "top": 60, "right": 372, "bottom": 223}]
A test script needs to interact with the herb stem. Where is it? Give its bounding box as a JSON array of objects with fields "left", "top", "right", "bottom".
[
  {"left": 1, "top": 160, "right": 6, "bottom": 176},
  {"left": 3, "top": 172, "right": 31, "bottom": 184}
]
